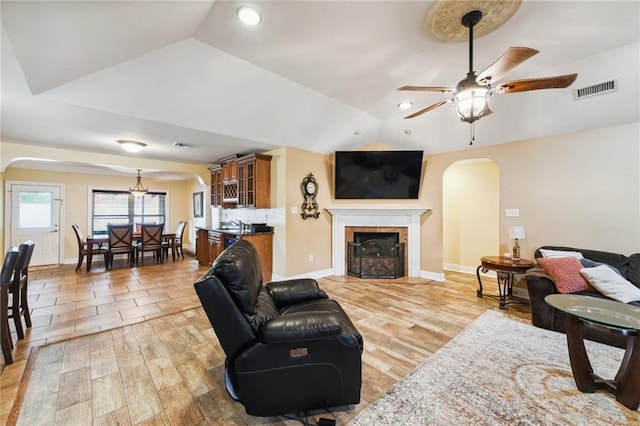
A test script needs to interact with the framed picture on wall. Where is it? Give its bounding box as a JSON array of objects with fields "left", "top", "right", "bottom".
[{"left": 193, "top": 191, "right": 203, "bottom": 218}]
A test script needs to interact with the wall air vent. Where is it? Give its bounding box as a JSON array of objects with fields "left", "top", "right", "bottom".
[{"left": 574, "top": 79, "right": 618, "bottom": 100}]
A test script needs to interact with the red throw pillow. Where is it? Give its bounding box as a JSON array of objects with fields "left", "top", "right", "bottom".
[{"left": 537, "top": 257, "right": 592, "bottom": 293}]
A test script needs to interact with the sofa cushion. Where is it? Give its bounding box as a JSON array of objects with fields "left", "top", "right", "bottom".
[
  {"left": 579, "top": 258, "right": 621, "bottom": 275},
  {"left": 537, "top": 257, "right": 592, "bottom": 293},
  {"left": 580, "top": 265, "right": 640, "bottom": 303},
  {"left": 627, "top": 254, "right": 640, "bottom": 287},
  {"left": 540, "top": 249, "right": 584, "bottom": 259}
]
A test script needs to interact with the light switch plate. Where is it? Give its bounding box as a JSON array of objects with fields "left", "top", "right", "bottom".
[
  {"left": 505, "top": 208, "right": 519, "bottom": 217},
  {"left": 291, "top": 206, "right": 298, "bottom": 214}
]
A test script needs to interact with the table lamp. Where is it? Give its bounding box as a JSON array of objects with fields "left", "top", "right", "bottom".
[{"left": 509, "top": 226, "right": 526, "bottom": 260}]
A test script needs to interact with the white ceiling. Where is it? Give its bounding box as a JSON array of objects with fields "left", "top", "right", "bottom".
[{"left": 1, "top": 1, "right": 639, "bottom": 176}]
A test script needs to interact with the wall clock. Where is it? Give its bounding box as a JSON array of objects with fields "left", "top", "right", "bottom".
[{"left": 300, "top": 173, "right": 320, "bottom": 219}]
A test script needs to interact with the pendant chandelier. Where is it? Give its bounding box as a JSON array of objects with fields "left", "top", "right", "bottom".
[{"left": 129, "top": 169, "right": 148, "bottom": 197}]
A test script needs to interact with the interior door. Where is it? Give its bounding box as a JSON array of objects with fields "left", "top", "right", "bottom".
[{"left": 8, "top": 183, "right": 62, "bottom": 266}]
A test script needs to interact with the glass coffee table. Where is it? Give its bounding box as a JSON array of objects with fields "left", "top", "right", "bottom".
[{"left": 545, "top": 294, "right": 640, "bottom": 409}]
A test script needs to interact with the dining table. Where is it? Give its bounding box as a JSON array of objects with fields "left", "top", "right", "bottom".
[{"left": 86, "top": 233, "right": 176, "bottom": 271}]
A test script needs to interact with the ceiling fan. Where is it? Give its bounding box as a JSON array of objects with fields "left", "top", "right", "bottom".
[{"left": 398, "top": 10, "right": 577, "bottom": 128}]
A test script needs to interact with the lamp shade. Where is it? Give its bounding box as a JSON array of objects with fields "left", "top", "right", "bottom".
[{"left": 509, "top": 226, "right": 526, "bottom": 239}]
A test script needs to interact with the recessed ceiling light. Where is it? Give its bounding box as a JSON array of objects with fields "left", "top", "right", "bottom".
[
  {"left": 353, "top": 130, "right": 361, "bottom": 135},
  {"left": 398, "top": 101, "right": 413, "bottom": 110},
  {"left": 173, "top": 142, "right": 193, "bottom": 148},
  {"left": 118, "top": 140, "right": 146, "bottom": 153},
  {"left": 237, "top": 6, "right": 261, "bottom": 25}
]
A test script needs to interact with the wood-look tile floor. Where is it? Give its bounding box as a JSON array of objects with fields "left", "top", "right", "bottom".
[{"left": 0, "top": 255, "right": 531, "bottom": 425}]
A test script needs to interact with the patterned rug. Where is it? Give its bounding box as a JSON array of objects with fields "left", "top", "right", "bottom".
[{"left": 349, "top": 310, "right": 640, "bottom": 425}]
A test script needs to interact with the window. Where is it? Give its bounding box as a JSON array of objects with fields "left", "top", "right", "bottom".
[
  {"left": 91, "top": 190, "right": 167, "bottom": 235},
  {"left": 20, "top": 191, "right": 53, "bottom": 228}
]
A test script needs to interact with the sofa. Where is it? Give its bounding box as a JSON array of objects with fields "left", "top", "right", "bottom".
[
  {"left": 525, "top": 245, "right": 640, "bottom": 348},
  {"left": 194, "top": 239, "right": 363, "bottom": 417}
]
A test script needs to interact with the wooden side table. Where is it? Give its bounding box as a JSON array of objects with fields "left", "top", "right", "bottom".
[{"left": 476, "top": 256, "right": 535, "bottom": 309}]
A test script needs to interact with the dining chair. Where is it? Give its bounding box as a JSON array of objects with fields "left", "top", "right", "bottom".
[
  {"left": 107, "top": 224, "right": 134, "bottom": 269},
  {"left": 164, "top": 221, "right": 187, "bottom": 261},
  {"left": 1, "top": 247, "right": 19, "bottom": 365},
  {"left": 135, "top": 223, "right": 165, "bottom": 265},
  {"left": 9, "top": 240, "right": 36, "bottom": 340},
  {"left": 72, "top": 224, "right": 108, "bottom": 271}
]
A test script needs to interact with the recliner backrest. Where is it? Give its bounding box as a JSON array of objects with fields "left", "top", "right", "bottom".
[
  {"left": 194, "top": 270, "right": 257, "bottom": 358},
  {"left": 212, "top": 239, "right": 263, "bottom": 315}
]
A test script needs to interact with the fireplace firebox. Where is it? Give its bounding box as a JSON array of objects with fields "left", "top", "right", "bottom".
[{"left": 347, "top": 232, "right": 405, "bottom": 278}]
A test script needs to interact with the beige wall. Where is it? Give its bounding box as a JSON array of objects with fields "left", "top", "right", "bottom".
[
  {"left": 2, "top": 167, "right": 199, "bottom": 263},
  {"left": 3, "top": 121, "right": 638, "bottom": 277},
  {"left": 422, "top": 121, "right": 640, "bottom": 274},
  {"left": 443, "top": 160, "right": 500, "bottom": 270},
  {"left": 284, "top": 147, "right": 333, "bottom": 277}
]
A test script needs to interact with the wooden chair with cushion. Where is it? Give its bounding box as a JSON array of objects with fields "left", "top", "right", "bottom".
[
  {"left": 107, "top": 224, "right": 134, "bottom": 269},
  {"left": 72, "top": 224, "right": 108, "bottom": 271},
  {"left": 9, "top": 240, "right": 36, "bottom": 340},
  {"left": 135, "top": 223, "right": 165, "bottom": 265},
  {"left": 1, "top": 247, "right": 19, "bottom": 364}
]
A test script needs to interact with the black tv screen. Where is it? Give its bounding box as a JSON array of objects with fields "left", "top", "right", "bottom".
[{"left": 334, "top": 150, "right": 424, "bottom": 199}]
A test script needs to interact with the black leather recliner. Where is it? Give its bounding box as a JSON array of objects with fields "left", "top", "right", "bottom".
[{"left": 194, "top": 239, "right": 363, "bottom": 416}]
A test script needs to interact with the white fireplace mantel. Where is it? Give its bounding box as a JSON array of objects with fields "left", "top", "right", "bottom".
[{"left": 327, "top": 208, "right": 429, "bottom": 277}]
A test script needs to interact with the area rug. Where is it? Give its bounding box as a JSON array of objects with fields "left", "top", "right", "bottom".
[{"left": 349, "top": 310, "right": 640, "bottom": 425}]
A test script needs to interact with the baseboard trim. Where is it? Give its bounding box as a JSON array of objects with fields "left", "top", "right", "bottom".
[
  {"left": 272, "top": 268, "right": 333, "bottom": 282},
  {"left": 421, "top": 270, "right": 445, "bottom": 282}
]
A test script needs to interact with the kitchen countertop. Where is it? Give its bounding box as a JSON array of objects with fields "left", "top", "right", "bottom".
[{"left": 195, "top": 226, "right": 273, "bottom": 236}]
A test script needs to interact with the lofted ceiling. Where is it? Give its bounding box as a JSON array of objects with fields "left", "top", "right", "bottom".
[{"left": 1, "top": 1, "right": 639, "bottom": 177}]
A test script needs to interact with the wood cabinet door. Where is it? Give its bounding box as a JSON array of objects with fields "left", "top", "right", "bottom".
[
  {"left": 210, "top": 168, "right": 223, "bottom": 206},
  {"left": 237, "top": 161, "right": 246, "bottom": 207}
]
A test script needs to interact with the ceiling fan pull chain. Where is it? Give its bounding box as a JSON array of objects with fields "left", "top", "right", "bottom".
[{"left": 469, "top": 123, "right": 475, "bottom": 145}]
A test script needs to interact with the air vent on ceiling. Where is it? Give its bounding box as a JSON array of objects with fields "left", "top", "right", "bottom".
[
  {"left": 173, "top": 142, "right": 193, "bottom": 148},
  {"left": 574, "top": 79, "right": 618, "bottom": 100}
]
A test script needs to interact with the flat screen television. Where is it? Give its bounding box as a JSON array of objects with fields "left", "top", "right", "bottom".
[{"left": 334, "top": 150, "right": 424, "bottom": 199}]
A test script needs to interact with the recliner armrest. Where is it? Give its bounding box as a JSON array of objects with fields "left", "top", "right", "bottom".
[
  {"left": 266, "top": 279, "right": 328, "bottom": 308},
  {"left": 262, "top": 312, "right": 342, "bottom": 343}
]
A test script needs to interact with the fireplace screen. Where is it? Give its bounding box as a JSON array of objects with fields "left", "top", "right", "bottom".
[{"left": 347, "top": 232, "right": 405, "bottom": 279}]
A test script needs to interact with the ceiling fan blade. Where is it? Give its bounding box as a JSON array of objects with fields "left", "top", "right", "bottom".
[
  {"left": 397, "top": 86, "right": 455, "bottom": 93},
  {"left": 476, "top": 47, "right": 539, "bottom": 84},
  {"left": 404, "top": 100, "right": 450, "bottom": 119},
  {"left": 496, "top": 73, "right": 578, "bottom": 94}
]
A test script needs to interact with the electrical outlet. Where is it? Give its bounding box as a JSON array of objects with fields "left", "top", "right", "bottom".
[
  {"left": 309, "top": 254, "right": 314, "bottom": 262},
  {"left": 505, "top": 208, "right": 519, "bottom": 217},
  {"left": 291, "top": 207, "right": 298, "bottom": 214}
]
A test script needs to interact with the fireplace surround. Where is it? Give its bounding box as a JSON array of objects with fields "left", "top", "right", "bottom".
[{"left": 327, "top": 208, "right": 429, "bottom": 277}]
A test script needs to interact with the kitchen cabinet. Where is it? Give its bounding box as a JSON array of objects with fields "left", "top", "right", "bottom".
[
  {"left": 195, "top": 228, "right": 273, "bottom": 281},
  {"left": 221, "top": 155, "right": 238, "bottom": 183},
  {"left": 195, "top": 228, "right": 208, "bottom": 264},
  {"left": 209, "top": 165, "right": 223, "bottom": 206},
  {"left": 210, "top": 152, "right": 271, "bottom": 209},
  {"left": 237, "top": 153, "right": 271, "bottom": 208},
  {"left": 208, "top": 231, "right": 225, "bottom": 264},
  {"left": 241, "top": 233, "right": 273, "bottom": 282}
]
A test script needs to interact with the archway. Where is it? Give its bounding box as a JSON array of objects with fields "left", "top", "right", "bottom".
[{"left": 442, "top": 158, "right": 500, "bottom": 274}]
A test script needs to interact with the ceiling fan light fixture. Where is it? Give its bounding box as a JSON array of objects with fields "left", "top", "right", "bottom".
[
  {"left": 237, "top": 6, "right": 261, "bottom": 26},
  {"left": 118, "top": 140, "right": 146, "bottom": 153},
  {"left": 455, "top": 87, "right": 489, "bottom": 123},
  {"left": 129, "top": 169, "right": 148, "bottom": 197},
  {"left": 398, "top": 101, "right": 413, "bottom": 110}
]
